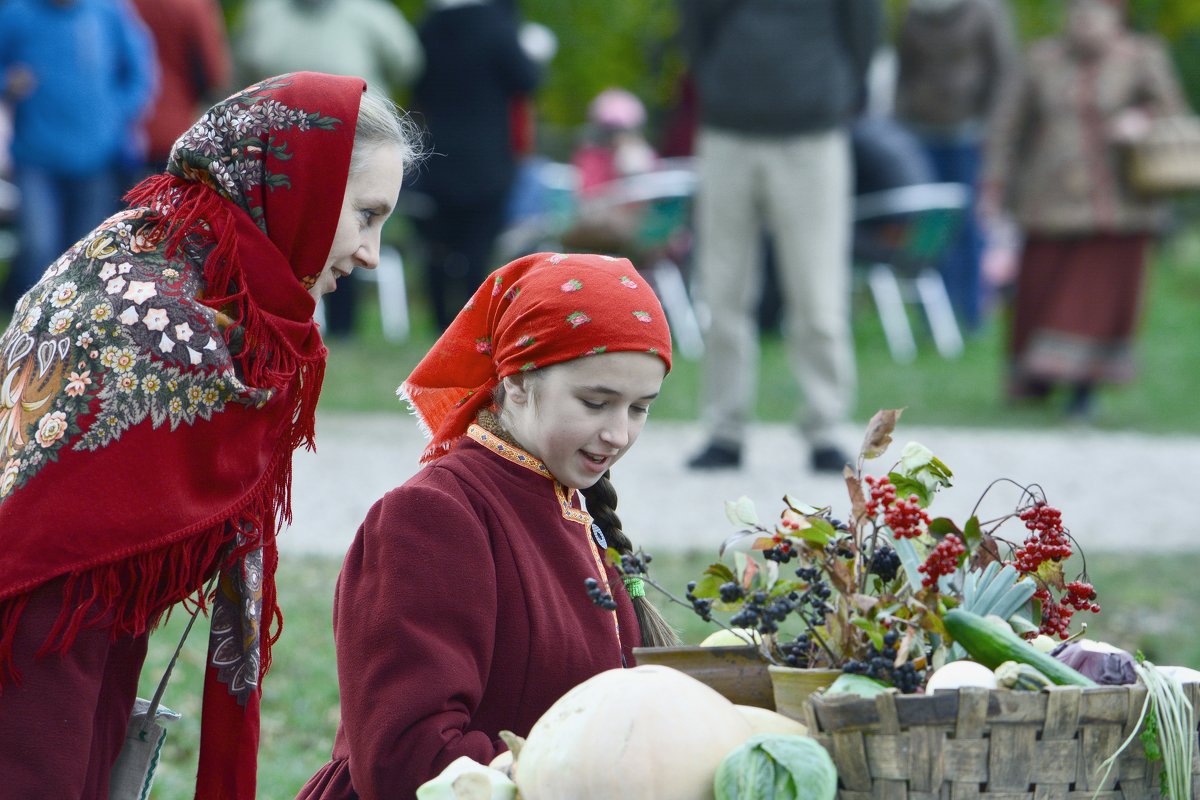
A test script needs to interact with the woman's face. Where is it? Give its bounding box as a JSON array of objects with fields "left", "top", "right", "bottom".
[
  {"left": 501, "top": 352, "right": 667, "bottom": 490},
  {"left": 309, "top": 143, "right": 406, "bottom": 302}
]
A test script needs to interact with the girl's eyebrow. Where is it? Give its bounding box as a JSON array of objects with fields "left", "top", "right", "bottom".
[{"left": 580, "top": 385, "right": 660, "bottom": 401}]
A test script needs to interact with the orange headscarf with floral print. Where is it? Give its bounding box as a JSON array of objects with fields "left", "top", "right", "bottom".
[{"left": 400, "top": 252, "right": 673, "bottom": 462}]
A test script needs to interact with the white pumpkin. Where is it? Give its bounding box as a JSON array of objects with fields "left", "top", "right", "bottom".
[
  {"left": 734, "top": 704, "right": 809, "bottom": 737},
  {"left": 515, "top": 665, "right": 753, "bottom": 800},
  {"left": 700, "top": 627, "right": 761, "bottom": 647},
  {"left": 926, "top": 660, "right": 999, "bottom": 693}
]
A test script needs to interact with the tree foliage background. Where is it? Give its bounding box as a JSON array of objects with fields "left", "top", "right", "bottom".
[{"left": 222, "top": 0, "right": 1200, "bottom": 157}]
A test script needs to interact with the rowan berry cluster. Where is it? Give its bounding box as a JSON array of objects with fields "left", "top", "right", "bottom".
[
  {"left": 864, "top": 475, "right": 896, "bottom": 518},
  {"left": 1011, "top": 502, "right": 1073, "bottom": 572},
  {"left": 1064, "top": 580, "right": 1100, "bottom": 612},
  {"left": 917, "top": 534, "right": 966, "bottom": 588},
  {"left": 885, "top": 494, "right": 930, "bottom": 540},
  {"left": 1033, "top": 587, "right": 1072, "bottom": 638},
  {"left": 864, "top": 475, "right": 931, "bottom": 539}
]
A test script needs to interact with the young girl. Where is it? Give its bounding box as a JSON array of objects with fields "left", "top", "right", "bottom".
[
  {"left": 0, "top": 72, "right": 419, "bottom": 797},
  {"left": 299, "top": 251, "right": 679, "bottom": 798}
]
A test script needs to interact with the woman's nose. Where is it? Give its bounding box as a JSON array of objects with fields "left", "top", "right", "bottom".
[{"left": 355, "top": 238, "right": 381, "bottom": 270}]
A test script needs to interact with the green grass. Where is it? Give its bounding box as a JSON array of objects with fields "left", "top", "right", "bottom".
[
  {"left": 139, "top": 548, "right": 1200, "bottom": 798},
  {"left": 325, "top": 229, "right": 1200, "bottom": 433}
]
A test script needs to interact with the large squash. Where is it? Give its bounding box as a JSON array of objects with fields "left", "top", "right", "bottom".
[{"left": 515, "top": 664, "right": 754, "bottom": 799}]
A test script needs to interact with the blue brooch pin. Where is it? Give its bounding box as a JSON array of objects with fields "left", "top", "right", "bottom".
[{"left": 591, "top": 523, "right": 607, "bottom": 549}]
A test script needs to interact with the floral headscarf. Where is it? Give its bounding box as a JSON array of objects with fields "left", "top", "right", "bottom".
[
  {"left": 401, "top": 252, "right": 673, "bottom": 462},
  {"left": 0, "top": 72, "right": 365, "bottom": 796}
]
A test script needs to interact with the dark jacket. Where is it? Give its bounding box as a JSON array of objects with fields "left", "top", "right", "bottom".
[
  {"left": 679, "top": 0, "right": 882, "bottom": 135},
  {"left": 413, "top": 3, "right": 539, "bottom": 206},
  {"left": 895, "top": 0, "right": 1017, "bottom": 137},
  {"left": 296, "top": 436, "right": 638, "bottom": 799}
]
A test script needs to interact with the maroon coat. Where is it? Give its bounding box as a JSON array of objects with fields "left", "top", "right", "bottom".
[{"left": 298, "top": 428, "right": 640, "bottom": 799}]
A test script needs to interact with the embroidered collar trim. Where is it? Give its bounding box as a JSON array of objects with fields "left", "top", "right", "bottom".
[
  {"left": 465, "top": 424, "right": 591, "bottom": 525},
  {"left": 466, "top": 423, "right": 552, "bottom": 478}
]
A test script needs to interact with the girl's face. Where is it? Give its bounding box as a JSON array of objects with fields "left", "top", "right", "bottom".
[
  {"left": 501, "top": 351, "right": 667, "bottom": 490},
  {"left": 309, "top": 143, "right": 406, "bottom": 302}
]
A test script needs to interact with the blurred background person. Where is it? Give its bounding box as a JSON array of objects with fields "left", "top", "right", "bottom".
[
  {"left": 130, "top": 0, "right": 232, "bottom": 175},
  {"left": 895, "top": 0, "right": 1018, "bottom": 332},
  {"left": 679, "top": 0, "right": 883, "bottom": 473},
  {"left": 557, "top": 87, "right": 660, "bottom": 259},
  {"left": 572, "top": 87, "right": 658, "bottom": 196},
  {"left": 0, "top": 0, "right": 155, "bottom": 310},
  {"left": 981, "top": 0, "right": 1189, "bottom": 422},
  {"left": 233, "top": 0, "right": 424, "bottom": 338},
  {"left": 411, "top": 0, "right": 541, "bottom": 332}
]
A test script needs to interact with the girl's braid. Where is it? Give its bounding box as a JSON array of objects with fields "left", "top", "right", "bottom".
[{"left": 582, "top": 471, "right": 680, "bottom": 648}]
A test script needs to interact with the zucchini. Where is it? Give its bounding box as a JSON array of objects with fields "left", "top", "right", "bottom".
[
  {"left": 942, "top": 609, "right": 1097, "bottom": 688},
  {"left": 994, "top": 660, "right": 1055, "bottom": 691}
]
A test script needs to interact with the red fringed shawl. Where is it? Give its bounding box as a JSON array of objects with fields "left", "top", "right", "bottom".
[{"left": 0, "top": 71, "right": 365, "bottom": 796}]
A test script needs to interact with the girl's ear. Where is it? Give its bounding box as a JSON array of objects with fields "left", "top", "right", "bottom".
[{"left": 501, "top": 374, "right": 531, "bottom": 406}]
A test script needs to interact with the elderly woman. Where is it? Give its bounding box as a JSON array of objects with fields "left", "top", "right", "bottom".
[
  {"left": 980, "top": 0, "right": 1188, "bottom": 420},
  {"left": 0, "top": 72, "right": 420, "bottom": 797}
]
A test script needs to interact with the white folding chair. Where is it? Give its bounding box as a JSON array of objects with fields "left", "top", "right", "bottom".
[{"left": 852, "top": 182, "right": 969, "bottom": 362}]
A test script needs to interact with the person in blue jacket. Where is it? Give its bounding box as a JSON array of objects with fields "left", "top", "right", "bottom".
[{"left": 0, "top": 0, "right": 156, "bottom": 308}]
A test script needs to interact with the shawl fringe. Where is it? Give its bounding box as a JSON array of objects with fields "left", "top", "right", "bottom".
[
  {"left": 124, "top": 175, "right": 325, "bottom": 457},
  {"left": 0, "top": 444, "right": 293, "bottom": 690},
  {"left": 0, "top": 173, "right": 324, "bottom": 688}
]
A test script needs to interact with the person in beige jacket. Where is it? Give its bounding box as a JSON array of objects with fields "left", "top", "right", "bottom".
[{"left": 980, "top": 0, "right": 1188, "bottom": 421}]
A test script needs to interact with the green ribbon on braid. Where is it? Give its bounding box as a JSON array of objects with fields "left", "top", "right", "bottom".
[{"left": 622, "top": 575, "right": 645, "bottom": 598}]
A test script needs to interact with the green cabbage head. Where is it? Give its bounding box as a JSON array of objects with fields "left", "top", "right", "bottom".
[{"left": 714, "top": 734, "right": 838, "bottom": 800}]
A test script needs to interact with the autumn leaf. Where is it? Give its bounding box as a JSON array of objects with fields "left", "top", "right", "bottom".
[{"left": 859, "top": 408, "right": 904, "bottom": 460}]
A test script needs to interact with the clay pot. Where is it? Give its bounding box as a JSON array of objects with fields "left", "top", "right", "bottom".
[
  {"left": 768, "top": 666, "right": 843, "bottom": 721},
  {"left": 631, "top": 645, "right": 775, "bottom": 709}
]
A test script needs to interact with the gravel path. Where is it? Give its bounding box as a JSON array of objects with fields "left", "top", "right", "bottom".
[{"left": 284, "top": 412, "right": 1199, "bottom": 558}]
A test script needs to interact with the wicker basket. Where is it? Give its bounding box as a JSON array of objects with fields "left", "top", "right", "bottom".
[
  {"left": 1128, "top": 116, "right": 1200, "bottom": 195},
  {"left": 801, "top": 684, "right": 1200, "bottom": 800}
]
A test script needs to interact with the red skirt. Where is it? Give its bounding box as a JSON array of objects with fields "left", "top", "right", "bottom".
[
  {"left": 1008, "top": 233, "right": 1151, "bottom": 395},
  {"left": 0, "top": 577, "right": 148, "bottom": 796}
]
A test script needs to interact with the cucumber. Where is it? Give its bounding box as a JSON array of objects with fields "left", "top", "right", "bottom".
[{"left": 942, "top": 609, "right": 1097, "bottom": 688}]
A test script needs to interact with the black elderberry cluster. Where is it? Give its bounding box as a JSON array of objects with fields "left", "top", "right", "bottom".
[
  {"left": 777, "top": 633, "right": 813, "bottom": 667},
  {"left": 763, "top": 542, "right": 796, "bottom": 563},
  {"left": 840, "top": 630, "right": 924, "bottom": 693},
  {"left": 619, "top": 551, "right": 651, "bottom": 575},
  {"left": 685, "top": 581, "right": 713, "bottom": 622},
  {"left": 584, "top": 577, "right": 618, "bottom": 610},
  {"left": 869, "top": 544, "right": 901, "bottom": 583},
  {"left": 704, "top": 563, "right": 835, "bottom": 638},
  {"left": 719, "top": 581, "right": 745, "bottom": 603}
]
